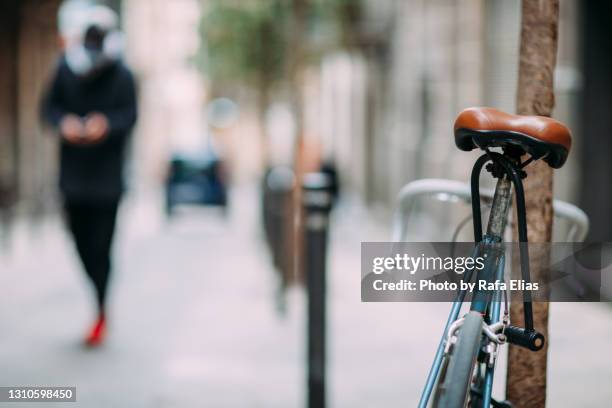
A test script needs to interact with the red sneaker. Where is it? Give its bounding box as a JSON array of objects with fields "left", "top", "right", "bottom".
[{"left": 84, "top": 315, "right": 106, "bottom": 347}]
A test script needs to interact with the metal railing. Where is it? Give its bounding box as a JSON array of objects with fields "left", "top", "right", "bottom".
[{"left": 392, "top": 178, "right": 589, "bottom": 242}]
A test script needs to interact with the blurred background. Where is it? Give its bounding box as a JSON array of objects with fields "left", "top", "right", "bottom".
[{"left": 0, "top": 0, "right": 611, "bottom": 407}]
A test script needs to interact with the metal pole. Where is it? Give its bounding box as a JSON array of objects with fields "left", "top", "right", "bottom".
[{"left": 302, "top": 172, "right": 333, "bottom": 408}]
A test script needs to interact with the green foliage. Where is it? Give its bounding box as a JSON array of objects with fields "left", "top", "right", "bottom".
[
  {"left": 311, "top": 0, "right": 363, "bottom": 48},
  {"left": 199, "top": 0, "right": 289, "bottom": 90},
  {"left": 198, "top": 0, "right": 364, "bottom": 91}
]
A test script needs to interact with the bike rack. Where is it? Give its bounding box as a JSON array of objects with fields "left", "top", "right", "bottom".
[{"left": 392, "top": 178, "right": 589, "bottom": 242}]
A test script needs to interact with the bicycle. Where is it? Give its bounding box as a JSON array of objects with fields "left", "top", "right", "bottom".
[{"left": 417, "top": 107, "right": 572, "bottom": 408}]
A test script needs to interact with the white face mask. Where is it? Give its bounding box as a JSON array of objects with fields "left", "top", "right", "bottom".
[
  {"left": 65, "top": 44, "right": 94, "bottom": 76},
  {"left": 65, "top": 30, "right": 124, "bottom": 77}
]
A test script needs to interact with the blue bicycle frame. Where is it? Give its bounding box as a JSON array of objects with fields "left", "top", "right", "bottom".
[{"left": 418, "top": 151, "right": 543, "bottom": 408}]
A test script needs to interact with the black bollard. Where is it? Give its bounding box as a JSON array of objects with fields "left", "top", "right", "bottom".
[{"left": 303, "top": 172, "right": 333, "bottom": 408}]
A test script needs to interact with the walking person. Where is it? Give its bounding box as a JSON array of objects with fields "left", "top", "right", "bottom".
[{"left": 41, "top": 5, "right": 137, "bottom": 347}]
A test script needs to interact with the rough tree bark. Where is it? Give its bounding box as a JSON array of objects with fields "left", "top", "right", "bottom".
[{"left": 506, "top": 1, "right": 559, "bottom": 407}]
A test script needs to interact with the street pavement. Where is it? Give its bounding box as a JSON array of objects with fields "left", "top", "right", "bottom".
[{"left": 0, "top": 186, "right": 611, "bottom": 407}]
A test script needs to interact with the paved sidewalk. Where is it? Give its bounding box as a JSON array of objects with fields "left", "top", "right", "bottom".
[{"left": 0, "top": 186, "right": 610, "bottom": 407}]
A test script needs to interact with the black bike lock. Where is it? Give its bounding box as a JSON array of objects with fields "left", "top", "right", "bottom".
[{"left": 504, "top": 326, "right": 545, "bottom": 351}]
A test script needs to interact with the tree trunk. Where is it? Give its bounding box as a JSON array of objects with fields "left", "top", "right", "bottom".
[
  {"left": 0, "top": 0, "right": 19, "bottom": 209},
  {"left": 256, "top": 83, "right": 270, "bottom": 170},
  {"left": 288, "top": 0, "right": 309, "bottom": 283},
  {"left": 288, "top": 0, "right": 307, "bottom": 149},
  {"left": 506, "top": 1, "right": 559, "bottom": 407}
]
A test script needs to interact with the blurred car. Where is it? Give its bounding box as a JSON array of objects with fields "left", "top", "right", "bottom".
[{"left": 165, "top": 149, "right": 228, "bottom": 216}]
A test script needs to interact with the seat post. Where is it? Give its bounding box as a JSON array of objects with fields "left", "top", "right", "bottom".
[{"left": 486, "top": 177, "right": 513, "bottom": 240}]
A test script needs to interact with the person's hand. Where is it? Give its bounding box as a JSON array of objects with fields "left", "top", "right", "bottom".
[
  {"left": 60, "top": 114, "right": 84, "bottom": 143},
  {"left": 83, "top": 113, "right": 110, "bottom": 144}
]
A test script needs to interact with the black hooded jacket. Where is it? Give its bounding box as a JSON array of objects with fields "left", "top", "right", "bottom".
[{"left": 41, "top": 56, "right": 137, "bottom": 202}]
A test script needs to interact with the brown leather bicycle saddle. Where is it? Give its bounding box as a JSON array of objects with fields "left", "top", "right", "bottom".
[{"left": 454, "top": 107, "right": 572, "bottom": 168}]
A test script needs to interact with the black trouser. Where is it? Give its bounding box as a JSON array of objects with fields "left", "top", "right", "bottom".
[{"left": 64, "top": 199, "right": 120, "bottom": 313}]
